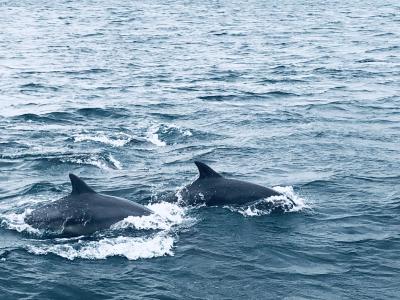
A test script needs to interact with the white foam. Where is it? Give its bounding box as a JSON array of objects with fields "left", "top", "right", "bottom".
[
  {"left": 146, "top": 125, "right": 166, "bottom": 147},
  {"left": 63, "top": 153, "right": 123, "bottom": 170},
  {"left": 111, "top": 202, "right": 188, "bottom": 231},
  {"left": 273, "top": 185, "right": 308, "bottom": 212},
  {"left": 2, "top": 200, "right": 192, "bottom": 261},
  {"left": 228, "top": 186, "right": 309, "bottom": 217},
  {"left": 166, "top": 124, "right": 193, "bottom": 136},
  {"left": 73, "top": 132, "right": 134, "bottom": 147},
  {"left": 183, "top": 130, "right": 193, "bottom": 136},
  {"left": 145, "top": 123, "right": 193, "bottom": 147},
  {"left": 173, "top": 186, "right": 206, "bottom": 208},
  {"left": 108, "top": 154, "right": 122, "bottom": 170},
  {"left": 1, "top": 209, "right": 42, "bottom": 235},
  {"left": 26, "top": 233, "right": 174, "bottom": 260},
  {"left": 175, "top": 187, "right": 186, "bottom": 204}
]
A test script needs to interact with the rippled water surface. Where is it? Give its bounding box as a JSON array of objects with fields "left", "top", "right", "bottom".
[{"left": 1, "top": 0, "right": 400, "bottom": 299}]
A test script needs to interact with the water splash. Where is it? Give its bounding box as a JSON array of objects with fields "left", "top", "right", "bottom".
[
  {"left": 273, "top": 186, "right": 308, "bottom": 212},
  {"left": 108, "top": 154, "right": 122, "bottom": 170},
  {"left": 145, "top": 123, "right": 193, "bottom": 146},
  {"left": 26, "top": 233, "right": 174, "bottom": 260},
  {"left": 111, "top": 202, "right": 189, "bottom": 231},
  {"left": 1, "top": 209, "right": 42, "bottom": 235},
  {"left": 61, "top": 153, "right": 123, "bottom": 170},
  {"left": 226, "top": 186, "right": 309, "bottom": 217},
  {"left": 73, "top": 132, "right": 136, "bottom": 147},
  {"left": 146, "top": 125, "right": 166, "bottom": 147}
]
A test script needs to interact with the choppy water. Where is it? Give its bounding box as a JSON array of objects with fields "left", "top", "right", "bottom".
[{"left": 1, "top": 0, "right": 400, "bottom": 299}]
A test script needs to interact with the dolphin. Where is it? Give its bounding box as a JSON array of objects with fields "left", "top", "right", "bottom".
[
  {"left": 170, "top": 161, "right": 295, "bottom": 209},
  {"left": 25, "top": 174, "right": 153, "bottom": 237}
]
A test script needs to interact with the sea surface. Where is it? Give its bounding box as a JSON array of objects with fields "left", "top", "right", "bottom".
[{"left": 0, "top": 0, "right": 399, "bottom": 299}]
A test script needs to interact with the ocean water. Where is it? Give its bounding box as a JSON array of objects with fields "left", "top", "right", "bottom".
[{"left": 0, "top": 0, "right": 399, "bottom": 299}]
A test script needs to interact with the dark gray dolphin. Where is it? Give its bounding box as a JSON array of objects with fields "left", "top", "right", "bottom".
[
  {"left": 172, "top": 161, "right": 295, "bottom": 209},
  {"left": 25, "top": 174, "right": 153, "bottom": 237}
]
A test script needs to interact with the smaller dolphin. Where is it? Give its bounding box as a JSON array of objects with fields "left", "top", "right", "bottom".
[
  {"left": 25, "top": 174, "right": 153, "bottom": 237},
  {"left": 172, "top": 161, "right": 295, "bottom": 209}
]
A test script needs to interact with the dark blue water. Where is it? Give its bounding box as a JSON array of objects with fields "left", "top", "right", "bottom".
[{"left": 1, "top": 0, "right": 400, "bottom": 299}]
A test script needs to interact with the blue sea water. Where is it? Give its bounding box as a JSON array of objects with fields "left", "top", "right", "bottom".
[{"left": 1, "top": 0, "right": 400, "bottom": 299}]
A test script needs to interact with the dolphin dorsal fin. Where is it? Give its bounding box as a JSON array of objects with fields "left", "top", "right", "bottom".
[
  {"left": 194, "top": 161, "right": 223, "bottom": 179},
  {"left": 69, "top": 174, "right": 96, "bottom": 195}
]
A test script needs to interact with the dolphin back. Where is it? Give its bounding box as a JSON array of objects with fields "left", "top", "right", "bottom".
[{"left": 181, "top": 161, "right": 295, "bottom": 207}]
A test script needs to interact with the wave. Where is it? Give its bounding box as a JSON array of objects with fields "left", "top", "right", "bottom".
[
  {"left": 198, "top": 94, "right": 236, "bottom": 101},
  {"left": 19, "top": 83, "right": 60, "bottom": 92},
  {"left": 58, "top": 153, "right": 123, "bottom": 170},
  {"left": 26, "top": 233, "right": 174, "bottom": 260},
  {"left": 145, "top": 123, "right": 193, "bottom": 147},
  {"left": 4, "top": 152, "right": 123, "bottom": 170},
  {"left": 198, "top": 90, "right": 298, "bottom": 102},
  {"left": 8, "top": 107, "right": 132, "bottom": 125},
  {"left": 75, "top": 107, "right": 130, "bottom": 119},
  {"left": 63, "top": 68, "right": 109, "bottom": 75},
  {"left": 60, "top": 153, "right": 123, "bottom": 170},
  {"left": 73, "top": 131, "right": 140, "bottom": 148},
  {"left": 146, "top": 125, "right": 166, "bottom": 147},
  {"left": 345, "top": 175, "right": 400, "bottom": 183},
  {"left": 11, "top": 112, "right": 78, "bottom": 124},
  {"left": 0, "top": 138, "right": 122, "bottom": 170}
]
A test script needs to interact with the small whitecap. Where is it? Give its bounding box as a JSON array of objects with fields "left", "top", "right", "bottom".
[
  {"left": 73, "top": 132, "right": 134, "bottom": 147},
  {"left": 146, "top": 125, "right": 166, "bottom": 147},
  {"left": 165, "top": 124, "right": 193, "bottom": 136},
  {"left": 183, "top": 130, "right": 193, "bottom": 136},
  {"left": 108, "top": 154, "right": 122, "bottom": 170},
  {"left": 61, "top": 155, "right": 106, "bottom": 170},
  {"left": 62, "top": 153, "right": 122, "bottom": 170},
  {"left": 145, "top": 123, "right": 193, "bottom": 146}
]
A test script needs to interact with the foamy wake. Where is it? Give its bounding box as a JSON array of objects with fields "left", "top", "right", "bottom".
[
  {"left": 1, "top": 200, "right": 192, "bottom": 261},
  {"left": 26, "top": 233, "right": 174, "bottom": 260},
  {"left": 112, "top": 202, "right": 188, "bottom": 231},
  {"left": 227, "top": 186, "right": 309, "bottom": 217}
]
